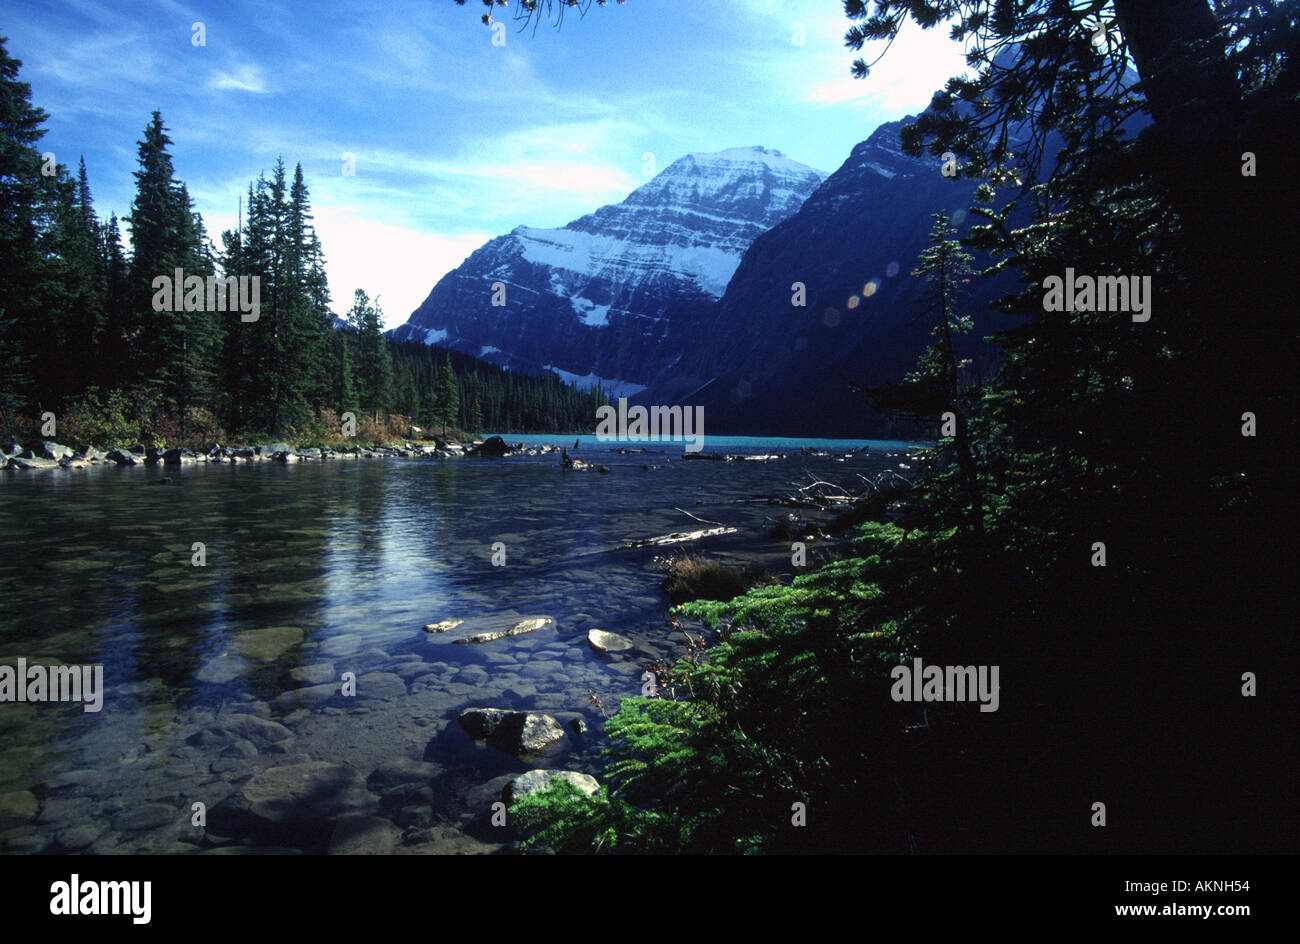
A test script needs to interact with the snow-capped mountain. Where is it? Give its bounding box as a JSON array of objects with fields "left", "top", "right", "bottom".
[
  {"left": 389, "top": 146, "right": 826, "bottom": 395},
  {"left": 641, "top": 118, "right": 1018, "bottom": 434}
]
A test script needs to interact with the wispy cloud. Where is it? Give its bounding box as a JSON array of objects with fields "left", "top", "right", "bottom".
[{"left": 208, "top": 64, "right": 268, "bottom": 93}]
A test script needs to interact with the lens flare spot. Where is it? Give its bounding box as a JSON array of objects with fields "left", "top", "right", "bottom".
[
  {"left": 846, "top": 296, "right": 860, "bottom": 310},
  {"left": 886, "top": 261, "right": 900, "bottom": 278},
  {"left": 863, "top": 279, "right": 879, "bottom": 298}
]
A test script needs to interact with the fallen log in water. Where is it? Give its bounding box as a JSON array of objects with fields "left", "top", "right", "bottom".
[{"left": 622, "top": 526, "right": 738, "bottom": 548}]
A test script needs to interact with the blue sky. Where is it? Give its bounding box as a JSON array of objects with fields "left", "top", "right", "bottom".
[{"left": 5, "top": 0, "right": 970, "bottom": 328}]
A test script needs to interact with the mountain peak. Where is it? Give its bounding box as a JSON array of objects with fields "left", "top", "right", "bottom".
[
  {"left": 390, "top": 139, "right": 825, "bottom": 389},
  {"left": 661, "top": 145, "right": 823, "bottom": 181}
]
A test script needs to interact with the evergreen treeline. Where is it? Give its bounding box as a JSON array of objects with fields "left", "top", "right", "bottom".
[
  {"left": 388, "top": 340, "right": 612, "bottom": 436},
  {"left": 0, "top": 36, "right": 606, "bottom": 445},
  {"left": 511, "top": 1, "right": 1297, "bottom": 854}
]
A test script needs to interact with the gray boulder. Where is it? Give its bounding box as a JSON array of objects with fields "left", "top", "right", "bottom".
[
  {"left": 457, "top": 708, "right": 568, "bottom": 758},
  {"left": 5, "top": 456, "right": 58, "bottom": 470},
  {"left": 504, "top": 769, "right": 600, "bottom": 804},
  {"left": 471, "top": 435, "right": 513, "bottom": 457},
  {"left": 457, "top": 708, "right": 512, "bottom": 740}
]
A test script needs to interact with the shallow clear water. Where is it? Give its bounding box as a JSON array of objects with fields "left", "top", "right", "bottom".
[{"left": 0, "top": 436, "right": 924, "bottom": 853}]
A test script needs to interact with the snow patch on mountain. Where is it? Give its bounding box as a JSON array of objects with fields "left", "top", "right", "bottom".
[
  {"left": 548, "top": 367, "right": 647, "bottom": 399},
  {"left": 570, "top": 296, "right": 611, "bottom": 327}
]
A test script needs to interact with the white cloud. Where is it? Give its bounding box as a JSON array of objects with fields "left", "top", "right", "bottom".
[
  {"left": 801, "top": 19, "right": 970, "bottom": 113},
  {"left": 209, "top": 65, "right": 269, "bottom": 93},
  {"left": 310, "top": 212, "right": 491, "bottom": 329}
]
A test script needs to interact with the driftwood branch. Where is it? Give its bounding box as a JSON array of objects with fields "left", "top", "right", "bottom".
[
  {"left": 855, "top": 470, "right": 916, "bottom": 493},
  {"left": 622, "top": 526, "right": 738, "bottom": 549},
  {"left": 674, "top": 507, "right": 726, "bottom": 528}
]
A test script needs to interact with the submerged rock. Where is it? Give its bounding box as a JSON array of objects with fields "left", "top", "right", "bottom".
[
  {"left": 290, "top": 663, "right": 335, "bottom": 685},
  {"left": 112, "top": 803, "right": 177, "bottom": 834},
  {"left": 327, "top": 813, "right": 401, "bottom": 854},
  {"left": 187, "top": 714, "right": 293, "bottom": 752},
  {"left": 272, "top": 682, "right": 344, "bottom": 712},
  {"left": 196, "top": 627, "right": 304, "bottom": 684},
  {"left": 320, "top": 633, "right": 363, "bottom": 657},
  {"left": 0, "top": 791, "right": 38, "bottom": 829},
  {"left": 366, "top": 759, "right": 440, "bottom": 791},
  {"left": 208, "top": 762, "right": 372, "bottom": 842},
  {"left": 232, "top": 626, "right": 304, "bottom": 661},
  {"left": 196, "top": 653, "right": 251, "bottom": 684},
  {"left": 353, "top": 671, "right": 407, "bottom": 701}
]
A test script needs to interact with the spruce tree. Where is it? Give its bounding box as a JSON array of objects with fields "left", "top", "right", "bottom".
[
  {"left": 0, "top": 36, "right": 50, "bottom": 411},
  {"left": 433, "top": 351, "right": 459, "bottom": 436},
  {"left": 347, "top": 288, "right": 391, "bottom": 420},
  {"left": 127, "top": 110, "right": 210, "bottom": 417}
]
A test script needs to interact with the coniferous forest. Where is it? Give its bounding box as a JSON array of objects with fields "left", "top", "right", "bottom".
[{"left": 0, "top": 85, "right": 608, "bottom": 445}]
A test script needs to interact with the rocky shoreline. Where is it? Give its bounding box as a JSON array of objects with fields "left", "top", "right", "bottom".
[{"left": 2, "top": 435, "right": 564, "bottom": 471}]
